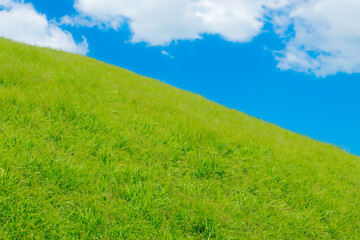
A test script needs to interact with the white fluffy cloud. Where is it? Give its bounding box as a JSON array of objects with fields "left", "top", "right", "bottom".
[
  {"left": 71, "top": 0, "right": 293, "bottom": 45},
  {"left": 67, "top": 0, "right": 360, "bottom": 76},
  {"left": 0, "top": 1, "right": 88, "bottom": 55},
  {"left": 274, "top": 0, "right": 360, "bottom": 76}
]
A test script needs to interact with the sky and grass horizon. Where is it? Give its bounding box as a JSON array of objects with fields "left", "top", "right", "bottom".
[{"left": 1, "top": 0, "right": 359, "bottom": 155}]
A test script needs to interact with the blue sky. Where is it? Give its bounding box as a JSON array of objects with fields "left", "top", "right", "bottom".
[{"left": 1, "top": 0, "right": 360, "bottom": 155}]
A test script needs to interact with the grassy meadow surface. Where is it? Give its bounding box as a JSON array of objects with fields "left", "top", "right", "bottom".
[{"left": 0, "top": 38, "right": 360, "bottom": 239}]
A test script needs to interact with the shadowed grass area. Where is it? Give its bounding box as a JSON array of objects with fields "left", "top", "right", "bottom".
[{"left": 0, "top": 38, "right": 359, "bottom": 239}]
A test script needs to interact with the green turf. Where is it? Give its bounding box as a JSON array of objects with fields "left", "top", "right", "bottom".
[{"left": 0, "top": 37, "right": 360, "bottom": 239}]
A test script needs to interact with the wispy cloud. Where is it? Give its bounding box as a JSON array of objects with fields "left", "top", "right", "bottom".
[
  {"left": 273, "top": 0, "right": 360, "bottom": 77},
  {"left": 161, "top": 50, "right": 174, "bottom": 58}
]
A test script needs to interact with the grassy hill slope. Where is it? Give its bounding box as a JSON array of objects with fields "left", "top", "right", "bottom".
[{"left": 1, "top": 38, "right": 360, "bottom": 239}]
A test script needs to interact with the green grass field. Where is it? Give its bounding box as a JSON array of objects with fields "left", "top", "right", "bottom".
[{"left": 1, "top": 37, "right": 360, "bottom": 239}]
